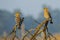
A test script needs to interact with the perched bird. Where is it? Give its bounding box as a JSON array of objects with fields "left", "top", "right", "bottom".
[
  {"left": 8, "top": 12, "right": 24, "bottom": 36},
  {"left": 15, "top": 12, "right": 24, "bottom": 29},
  {"left": 44, "top": 7, "right": 53, "bottom": 24}
]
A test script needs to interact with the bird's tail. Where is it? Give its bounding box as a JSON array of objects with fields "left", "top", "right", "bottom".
[{"left": 50, "top": 18, "right": 53, "bottom": 24}]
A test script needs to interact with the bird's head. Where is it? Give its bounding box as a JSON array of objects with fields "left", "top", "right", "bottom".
[
  {"left": 44, "top": 7, "right": 48, "bottom": 12},
  {"left": 15, "top": 12, "right": 20, "bottom": 17}
]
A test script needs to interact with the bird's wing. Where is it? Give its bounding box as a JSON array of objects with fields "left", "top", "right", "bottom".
[{"left": 48, "top": 12, "right": 52, "bottom": 18}]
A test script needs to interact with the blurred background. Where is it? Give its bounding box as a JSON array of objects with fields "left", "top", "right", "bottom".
[{"left": 0, "top": 0, "right": 60, "bottom": 38}]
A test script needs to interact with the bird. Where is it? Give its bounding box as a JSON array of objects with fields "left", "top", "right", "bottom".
[
  {"left": 44, "top": 7, "right": 53, "bottom": 24},
  {"left": 15, "top": 12, "right": 24, "bottom": 29}
]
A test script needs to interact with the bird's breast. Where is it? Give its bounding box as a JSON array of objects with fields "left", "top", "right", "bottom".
[{"left": 44, "top": 12, "right": 50, "bottom": 18}]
